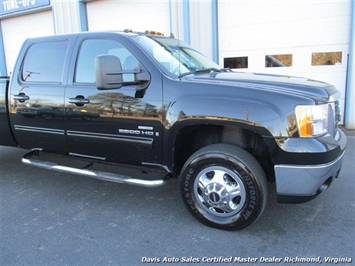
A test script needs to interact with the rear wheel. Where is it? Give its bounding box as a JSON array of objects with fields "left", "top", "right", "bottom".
[{"left": 180, "top": 144, "right": 268, "bottom": 230}]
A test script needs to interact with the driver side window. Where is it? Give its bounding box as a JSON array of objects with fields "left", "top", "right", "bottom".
[{"left": 75, "top": 39, "right": 139, "bottom": 83}]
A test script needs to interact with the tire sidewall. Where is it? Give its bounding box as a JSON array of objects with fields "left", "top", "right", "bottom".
[{"left": 181, "top": 150, "right": 265, "bottom": 230}]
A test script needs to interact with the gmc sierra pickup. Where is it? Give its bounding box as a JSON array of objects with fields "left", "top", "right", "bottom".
[{"left": 0, "top": 30, "right": 347, "bottom": 230}]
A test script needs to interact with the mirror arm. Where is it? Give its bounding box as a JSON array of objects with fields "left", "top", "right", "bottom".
[
  {"left": 106, "top": 69, "right": 141, "bottom": 75},
  {"left": 134, "top": 68, "right": 150, "bottom": 91},
  {"left": 104, "top": 68, "right": 150, "bottom": 90}
]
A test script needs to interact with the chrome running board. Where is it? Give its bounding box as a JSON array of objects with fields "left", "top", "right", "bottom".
[{"left": 22, "top": 150, "right": 166, "bottom": 187}]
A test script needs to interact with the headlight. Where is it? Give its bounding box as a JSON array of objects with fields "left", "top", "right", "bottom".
[{"left": 295, "top": 104, "right": 329, "bottom": 137}]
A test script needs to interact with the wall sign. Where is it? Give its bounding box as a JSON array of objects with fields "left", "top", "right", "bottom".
[{"left": 1, "top": 0, "right": 50, "bottom": 16}]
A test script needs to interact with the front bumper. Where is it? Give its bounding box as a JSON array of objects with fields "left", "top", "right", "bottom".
[{"left": 274, "top": 130, "right": 347, "bottom": 203}]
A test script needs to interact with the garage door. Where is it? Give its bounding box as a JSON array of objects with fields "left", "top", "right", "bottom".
[
  {"left": 218, "top": 1, "right": 352, "bottom": 122},
  {"left": 86, "top": 0, "right": 170, "bottom": 35},
  {"left": 1, "top": 10, "right": 54, "bottom": 75}
]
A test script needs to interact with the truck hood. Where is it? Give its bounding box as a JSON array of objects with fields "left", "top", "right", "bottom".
[{"left": 187, "top": 71, "right": 338, "bottom": 101}]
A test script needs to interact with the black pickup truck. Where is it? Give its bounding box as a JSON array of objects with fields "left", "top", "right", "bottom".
[{"left": 0, "top": 30, "right": 347, "bottom": 230}]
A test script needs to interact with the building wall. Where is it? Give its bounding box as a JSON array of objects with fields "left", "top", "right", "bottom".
[
  {"left": 51, "top": 0, "right": 81, "bottom": 34},
  {"left": 218, "top": 0, "right": 352, "bottom": 124},
  {"left": 0, "top": 0, "right": 354, "bottom": 128},
  {"left": 86, "top": 0, "right": 170, "bottom": 34},
  {"left": 189, "top": 1, "right": 214, "bottom": 60}
]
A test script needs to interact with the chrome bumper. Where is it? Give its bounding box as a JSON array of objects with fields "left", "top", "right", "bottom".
[{"left": 274, "top": 151, "right": 345, "bottom": 203}]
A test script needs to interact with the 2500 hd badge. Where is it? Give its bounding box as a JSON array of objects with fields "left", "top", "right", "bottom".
[{"left": 119, "top": 127, "right": 160, "bottom": 137}]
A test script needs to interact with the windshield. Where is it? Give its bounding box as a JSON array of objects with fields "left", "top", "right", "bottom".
[{"left": 135, "top": 35, "right": 220, "bottom": 77}]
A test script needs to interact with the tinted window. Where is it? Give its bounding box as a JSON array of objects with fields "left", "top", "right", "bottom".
[
  {"left": 224, "top": 57, "right": 248, "bottom": 69},
  {"left": 22, "top": 41, "right": 68, "bottom": 83},
  {"left": 75, "top": 39, "right": 139, "bottom": 83}
]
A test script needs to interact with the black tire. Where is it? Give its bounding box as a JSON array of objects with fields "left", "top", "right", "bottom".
[{"left": 180, "top": 144, "right": 268, "bottom": 230}]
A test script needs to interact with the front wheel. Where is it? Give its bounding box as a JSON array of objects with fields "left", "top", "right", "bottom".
[{"left": 180, "top": 144, "right": 268, "bottom": 230}]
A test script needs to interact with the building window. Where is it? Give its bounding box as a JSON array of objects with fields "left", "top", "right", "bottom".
[
  {"left": 224, "top": 57, "right": 248, "bottom": 69},
  {"left": 312, "top": 52, "right": 342, "bottom": 66},
  {"left": 265, "top": 54, "right": 292, "bottom": 67}
]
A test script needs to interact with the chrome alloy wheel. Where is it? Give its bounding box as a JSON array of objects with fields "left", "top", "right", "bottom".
[{"left": 194, "top": 166, "right": 246, "bottom": 218}]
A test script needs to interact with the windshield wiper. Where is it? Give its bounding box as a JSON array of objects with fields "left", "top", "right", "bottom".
[{"left": 178, "top": 68, "right": 230, "bottom": 78}]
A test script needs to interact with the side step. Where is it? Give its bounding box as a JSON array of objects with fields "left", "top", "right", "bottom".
[{"left": 22, "top": 150, "right": 166, "bottom": 187}]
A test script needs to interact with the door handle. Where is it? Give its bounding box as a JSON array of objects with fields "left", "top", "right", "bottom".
[
  {"left": 68, "top": 95, "right": 90, "bottom": 106},
  {"left": 13, "top": 93, "right": 30, "bottom": 103}
]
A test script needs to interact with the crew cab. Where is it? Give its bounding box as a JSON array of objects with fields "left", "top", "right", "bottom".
[{"left": 0, "top": 30, "right": 347, "bottom": 230}]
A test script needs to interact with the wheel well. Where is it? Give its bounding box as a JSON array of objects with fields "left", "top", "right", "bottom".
[{"left": 173, "top": 125, "right": 274, "bottom": 181}]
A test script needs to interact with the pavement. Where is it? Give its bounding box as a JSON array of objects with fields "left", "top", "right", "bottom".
[{"left": 0, "top": 130, "right": 354, "bottom": 265}]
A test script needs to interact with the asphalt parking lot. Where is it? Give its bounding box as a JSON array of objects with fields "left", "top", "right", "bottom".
[{"left": 1, "top": 131, "right": 354, "bottom": 265}]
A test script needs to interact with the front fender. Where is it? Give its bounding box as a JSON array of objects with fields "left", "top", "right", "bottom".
[
  {"left": 165, "top": 93, "right": 298, "bottom": 137},
  {"left": 160, "top": 78, "right": 315, "bottom": 171}
]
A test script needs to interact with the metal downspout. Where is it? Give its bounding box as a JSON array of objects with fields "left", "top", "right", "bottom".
[
  {"left": 345, "top": 0, "right": 355, "bottom": 129},
  {"left": 211, "top": 0, "right": 219, "bottom": 64}
]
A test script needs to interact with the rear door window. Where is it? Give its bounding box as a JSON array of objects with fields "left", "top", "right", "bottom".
[{"left": 21, "top": 41, "right": 69, "bottom": 83}]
